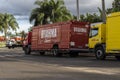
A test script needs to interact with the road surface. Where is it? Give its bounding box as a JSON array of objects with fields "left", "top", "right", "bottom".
[{"left": 0, "top": 47, "right": 120, "bottom": 80}]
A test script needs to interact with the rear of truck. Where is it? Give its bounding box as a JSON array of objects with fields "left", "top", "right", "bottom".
[
  {"left": 61, "top": 21, "right": 90, "bottom": 57},
  {"left": 69, "top": 22, "right": 90, "bottom": 51},
  {"left": 23, "top": 32, "right": 32, "bottom": 55}
]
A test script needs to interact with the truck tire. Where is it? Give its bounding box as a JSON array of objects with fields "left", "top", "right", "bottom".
[
  {"left": 12, "top": 46, "right": 15, "bottom": 49},
  {"left": 52, "top": 46, "right": 62, "bottom": 57},
  {"left": 8, "top": 47, "right": 11, "bottom": 49},
  {"left": 95, "top": 46, "right": 106, "bottom": 60},
  {"left": 24, "top": 46, "right": 31, "bottom": 55},
  {"left": 115, "top": 56, "right": 120, "bottom": 60}
]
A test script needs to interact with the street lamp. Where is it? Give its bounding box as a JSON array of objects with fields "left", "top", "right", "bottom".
[
  {"left": 102, "top": 0, "right": 106, "bottom": 23},
  {"left": 76, "top": 0, "right": 80, "bottom": 21}
]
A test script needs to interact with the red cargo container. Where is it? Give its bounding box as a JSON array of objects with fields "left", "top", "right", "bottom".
[{"left": 23, "top": 21, "right": 90, "bottom": 57}]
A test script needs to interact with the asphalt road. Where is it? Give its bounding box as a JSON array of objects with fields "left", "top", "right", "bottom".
[{"left": 0, "top": 47, "right": 120, "bottom": 80}]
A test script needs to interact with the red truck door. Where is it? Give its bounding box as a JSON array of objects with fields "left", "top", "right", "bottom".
[{"left": 70, "top": 22, "right": 90, "bottom": 49}]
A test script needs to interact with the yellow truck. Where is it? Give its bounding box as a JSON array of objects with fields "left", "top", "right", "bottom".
[{"left": 89, "top": 12, "right": 120, "bottom": 60}]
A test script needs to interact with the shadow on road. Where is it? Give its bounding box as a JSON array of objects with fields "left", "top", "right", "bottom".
[{"left": 0, "top": 48, "right": 120, "bottom": 69}]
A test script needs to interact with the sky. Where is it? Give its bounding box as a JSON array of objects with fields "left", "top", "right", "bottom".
[{"left": 0, "top": 0, "right": 114, "bottom": 35}]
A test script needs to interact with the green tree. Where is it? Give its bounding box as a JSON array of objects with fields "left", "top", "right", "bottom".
[
  {"left": 0, "top": 13, "right": 19, "bottom": 40},
  {"left": 106, "top": 0, "right": 120, "bottom": 14},
  {"left": 106, "top": 8, "right": 113, "bottom": 14},
  {"left": 7, "top": 31, "right": 12, "bottom": 37},
  {"left": 49, "top": 0, "right": 73, "bottom": 22},
  {"left": 30, "top": 0, "right": 73, "bottom": 26},
  {"left": 20, "top": 30, "right": 27, "bottom": 42},
  {"left": 97, "top": 0, "right": 120, "bottom": 18},
  {"left": 28, "top": 27, "right": 33, "bottom": 32},
  {"left": 97, "top": 7, "right": 103, "bottom": 19},
  {"left": 0, "top": 13, "right": 4, "bottom": 32},
  {"left": 112, "top": 0, "right": 120, "bottom": 12},
  {"left": 80, "top": 15, "right": 86, "bottom": 21},
  {"left": 80, "top": 13, "right": 102, "bottom": 23}
]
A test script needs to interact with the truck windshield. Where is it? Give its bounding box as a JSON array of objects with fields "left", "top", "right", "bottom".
[{"left": 90, "top": 28, "right": 98, "bottom": 37}]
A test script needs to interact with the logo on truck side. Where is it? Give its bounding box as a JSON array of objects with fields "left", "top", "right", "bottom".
[
  {"left": 74, "top": 27, "right": 87, "bottom": 33},
  {"left": 41, "top": 28, "right": 57, "bottom": 38}
]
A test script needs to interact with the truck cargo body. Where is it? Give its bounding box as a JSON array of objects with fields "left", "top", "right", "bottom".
[
  {"left": 106, "top": 12, "right": 120, "bottom": 53},
  {"left": 30, "top": 21, "right": 90, "bottom": 56}
]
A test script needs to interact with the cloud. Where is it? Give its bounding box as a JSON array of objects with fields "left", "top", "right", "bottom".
[
  {"left": 15, "top": 15, "right": 29, "bottom": 20},
  {"left": 0, "top": 0, "right": 35, "bottom": 15},
  {"left": 0, "top": 0, "right": 115, "bottom": 34},
  {"left": 64, "top": 0, "right": 114, "bottom": 15},
  {"left": 0, "top": 0, "right": 114, "bottom": 15}
]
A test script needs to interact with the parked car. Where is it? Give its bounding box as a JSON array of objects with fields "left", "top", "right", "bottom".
[{"left": 6, "top": 40, "right": 16, "bottom": 49}]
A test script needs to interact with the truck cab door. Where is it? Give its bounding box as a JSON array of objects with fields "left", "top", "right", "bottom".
[{"left": 89, "top": 28, "right": 100, "bottom": 48}]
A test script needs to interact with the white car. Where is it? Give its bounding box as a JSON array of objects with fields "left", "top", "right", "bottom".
[{"left": 6, "top": 40, "right": 16, "bottom": 49}]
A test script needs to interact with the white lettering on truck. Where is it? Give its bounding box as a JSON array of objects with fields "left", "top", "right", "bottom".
[
  {"left": 41, "top": 28, "right": 57, "bottom": 38},
  {"left": 74, "top": 27, "right": 87, "bottom": 33}
]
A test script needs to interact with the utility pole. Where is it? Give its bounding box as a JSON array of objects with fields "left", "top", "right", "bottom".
[
  {"left": 76, "top": 0, "right": 80, "bottom": 21},
  {"left": 102, "top": 0, "right": 106, "bottom": 23}
]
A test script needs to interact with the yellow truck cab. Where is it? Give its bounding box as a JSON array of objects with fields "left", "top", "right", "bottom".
[{"left": 89, "top": 12, "right": 120, "bottom": 60}]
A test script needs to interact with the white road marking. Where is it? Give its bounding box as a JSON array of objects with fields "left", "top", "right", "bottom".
[{"left": 64, "top": 67, "right": 120, "bottom": 75}]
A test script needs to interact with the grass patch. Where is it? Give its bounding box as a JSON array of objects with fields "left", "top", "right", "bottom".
[{"left": 0, "top": 41, "right": 6, "bottom": 48}]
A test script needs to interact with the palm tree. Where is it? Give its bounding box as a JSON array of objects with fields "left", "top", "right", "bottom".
[
  {"left": 98, "top": 7, "right": 102, "bottom": 19},
  {"left": 112, "top": 0, "right": 120, "bottom": 12},
  {"left": 49, "top": 0, "right": 73, "bottom": 22},
  {"left": 0, "top": 13, "right": 19, "bottom": 40},
  {"left": 0, "top": 13, "right": 4, "bottom": 32},
  {"left": 79, "top": 13, "right": 102, "bottom": 23},
  {"left": 30, "top": 0, "right": 73, "bottom": 26},
  {"left": 30, "top": 0, "right": 50, "bottom": 26},
  {"left": 20, "top": 30, "right": 26, "bottom": 43},
  {"left": 7, "top": 31, "right": 12, "bottom": 37}
]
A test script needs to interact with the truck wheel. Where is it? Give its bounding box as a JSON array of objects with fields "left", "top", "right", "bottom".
[
  {"left": 69, "top": 52, "right": 79, "bottom": 57},
  {"left": 95, "top": 47, "right": 106, "bottom": 60},
  {"left": 8, "top": 47, "right": 11, "bottom": 49},
  {"left": 115, "top": 56, "right": 120, "bottom": 60},
  {"left": 52, "top": 46, "right": 62, "bottom": 57},
  {"left": 25, "top": 46, "right": 31, "bottom": 55},
  {"left": 12, "top": 46, "right": 15, "bottom": 49}
]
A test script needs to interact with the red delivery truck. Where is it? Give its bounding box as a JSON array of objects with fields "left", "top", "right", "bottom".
[{"left": 23, "top": 21, "right": 90, "bottom": 57}]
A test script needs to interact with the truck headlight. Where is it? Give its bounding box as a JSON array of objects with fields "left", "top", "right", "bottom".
[{"left": 70, "top": 42, "right": 75, "bottom": 46}]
